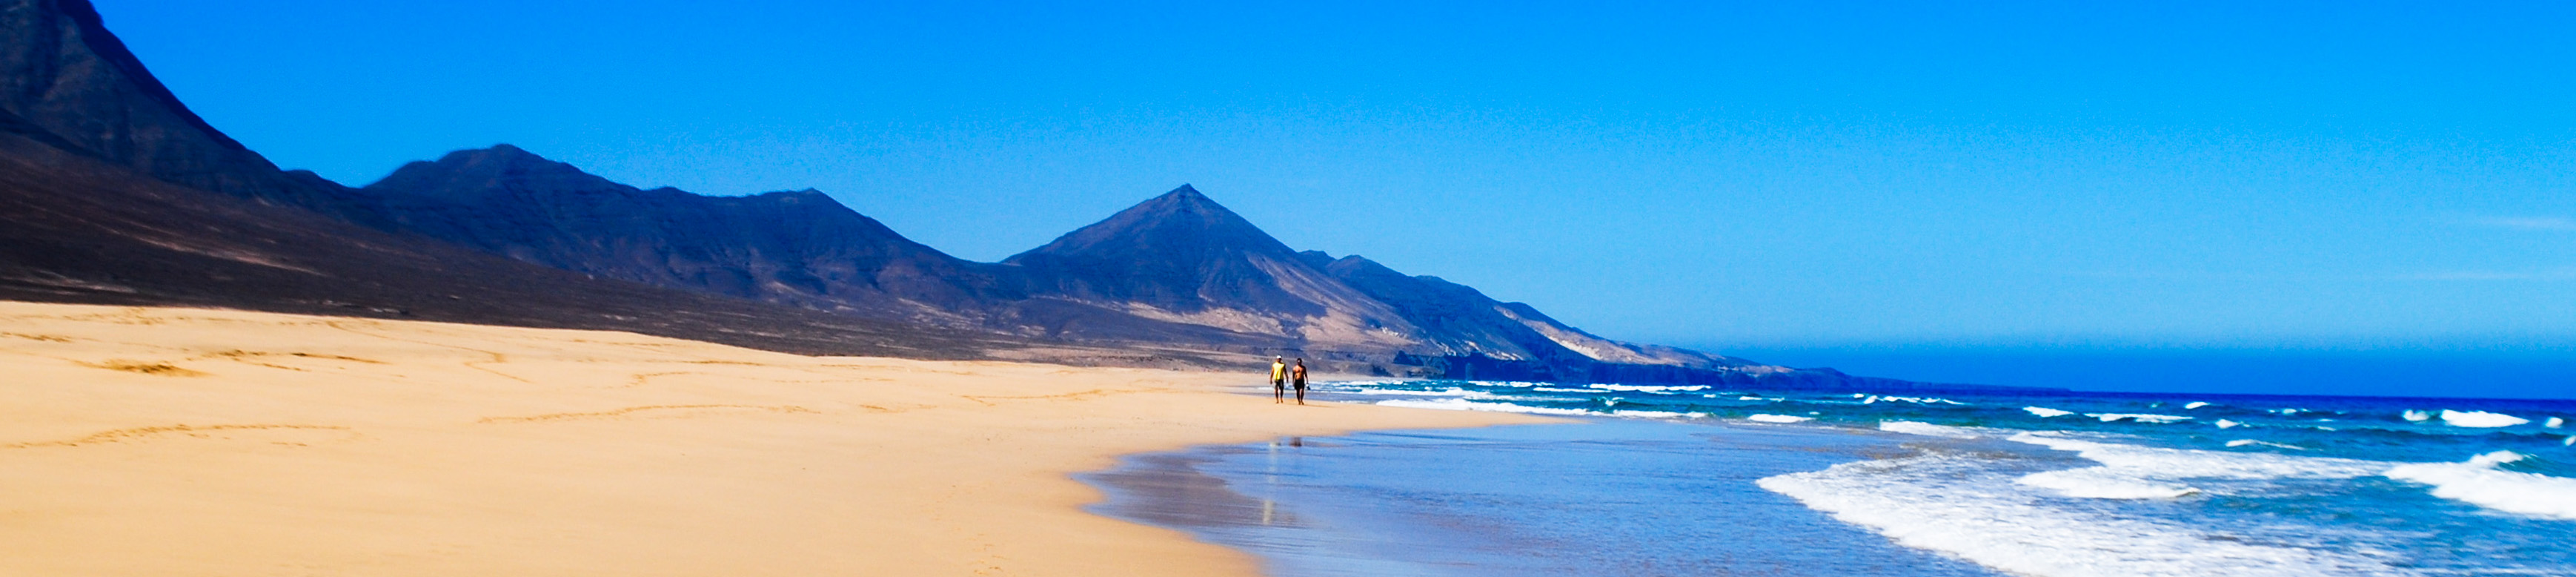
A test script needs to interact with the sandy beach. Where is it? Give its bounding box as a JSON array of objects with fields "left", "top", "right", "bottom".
[{"left": 0, "top": 302, "right": 1544, "bottom": 576}]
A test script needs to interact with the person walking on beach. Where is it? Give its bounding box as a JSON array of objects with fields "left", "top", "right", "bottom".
[
  {"left": 1270, "top": 356, "right": 1287, "bottom": 403},
  {"left": 1292, "top": 358, "right": 1309, "bottom": 405}
]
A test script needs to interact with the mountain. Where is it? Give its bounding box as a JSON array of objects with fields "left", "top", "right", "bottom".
[
  {"left": 1003, "top": 185, "right": 1420, "bottom": 352},
  {"left": 0, "top": 0, "right": 1238, "bottom": 367},
  {"left": 1307, "top": 252, "right": 1745, "bottom": 367},
  {"left": 353, "top": 148, "right": 1289, "bottom": 348},
  {"left": 0, "top": 110, "right": 1008, "bottom": 359},
  {"left": 361, "top": 145, "right": 1016, "bottom": 325},
  {"left": 0, "top": 0, "right": 383, "bottom": 223},
  {"left": 0, "top": 0, "right": 2021, "bottom": 391},
  {"left": 351, "top": 154, "right": 1867, "bottom": 383},
  {"left": 1000, "top": 187, "right": 1859, "bottom": 383}
]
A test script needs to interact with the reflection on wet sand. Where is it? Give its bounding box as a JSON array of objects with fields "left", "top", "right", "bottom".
[{"left": 1080, "top": 443, "right": 1304, "bottom": 530}]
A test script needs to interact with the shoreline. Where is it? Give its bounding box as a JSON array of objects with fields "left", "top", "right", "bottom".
[
  {"left": 0, "top": 302, "right": 1551, "bottom": 576},
  {"left": 1078, "top": 418, "right": 2007, "bottom": 577}
]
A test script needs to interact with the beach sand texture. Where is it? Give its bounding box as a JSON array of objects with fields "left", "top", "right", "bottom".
[{"left": 0, "top": 302, "right": 1541, "bottom": 576}]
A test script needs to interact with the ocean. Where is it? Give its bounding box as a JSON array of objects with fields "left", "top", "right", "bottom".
[{"left": 1082, "top": 380, "right": 2576, "bottom": 576}]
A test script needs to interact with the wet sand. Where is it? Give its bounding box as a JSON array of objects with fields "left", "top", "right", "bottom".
[
  {"left": 1081, "top": 421, "right": 2005, "bottom": 577},
  {"left": 0, "top": 302, "right": 1545, "bottom": 576}
]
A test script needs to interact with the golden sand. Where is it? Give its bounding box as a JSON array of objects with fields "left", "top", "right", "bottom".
[{"left": 0, "top": 302, "right": 1544, "bottom": 576}]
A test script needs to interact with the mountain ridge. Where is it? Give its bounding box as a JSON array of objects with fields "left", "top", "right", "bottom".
[
  {"left": 356, "top": 149, "right": 1807, "bottom": 381},
  {"left": 0, "top": 0, "right": 2050, "bottom": 392},
  {"left": 0, "top": 0, "right": 1258, "bottom": 371}
]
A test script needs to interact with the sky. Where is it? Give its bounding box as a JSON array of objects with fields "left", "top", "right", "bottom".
[{"left": 90, "top": 1, "right": 2576, "bottom": 398}]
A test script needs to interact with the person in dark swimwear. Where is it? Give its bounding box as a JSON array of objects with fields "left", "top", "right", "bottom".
[
  {"left": 1292, "top": 358, "right": 1309, "bottom": 405},
  {"left": 1270, "top": 356, "right": 1287, "bottom": 403}
]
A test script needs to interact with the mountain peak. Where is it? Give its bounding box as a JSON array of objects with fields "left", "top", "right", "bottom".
[
  {"left": 367, "top": 145, "right": 623, "bottom": 198},
  {"left": 1008, "top": 185, "right": 1289, "bottom": 264},
  {"left": 432, "top": 144, "right": 564, "bottom": 170},
  {"left": 477, "top": 143, "right": 539, "bottom": 159},
  {"left": 749, "top": 188, "right": 845, "bottom": 208},
  {"left": 1123, "top": 183, "right": 1234, "bottom": 220},
  {"left": 1002, "top": 184, "right": 1382, "bottom": 319}
]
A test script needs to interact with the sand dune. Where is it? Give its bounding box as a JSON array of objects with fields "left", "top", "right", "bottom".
[{"left": 0, "top": 302, "right": 1542, "bottom": 576}]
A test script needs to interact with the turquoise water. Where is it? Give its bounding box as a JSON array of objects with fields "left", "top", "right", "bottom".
[{"left": 1084, "top": 380, "right": 2576, "bottom": 576}]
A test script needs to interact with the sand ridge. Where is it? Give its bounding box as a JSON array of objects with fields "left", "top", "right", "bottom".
[{"left": 0, "top": 302, "right": 1545, "bottom": 576}]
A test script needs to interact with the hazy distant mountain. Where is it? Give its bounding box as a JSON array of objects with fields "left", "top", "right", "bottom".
[{"left": 1308, "top": 252, "right": 1750, "bottom": 369}]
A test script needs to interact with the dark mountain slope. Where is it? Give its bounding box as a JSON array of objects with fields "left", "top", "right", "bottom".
[
  {"left": 0, "top": 118, "right": 1022, "bottom": 358},
  {"left": 0, "top": 0, "right": 382, "bottom": 222},
  {"left": 0, "top": 0, "right": 2023, "bottom": 389},
  {"left": 362, "top": 145, "right": 1017, "bottom": 324},
  {"left": 0, "top": 0, "right": 1236, "bottom": 366},
  {"left": 356, "top": 146, "right": 1287, "bottom": 347},
  {"left": 1003, "top": 185, "right": 1420, "bottom": 351}
]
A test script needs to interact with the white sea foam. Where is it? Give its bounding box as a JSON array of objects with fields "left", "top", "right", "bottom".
[
  {"left": 1746, "top": 414, "right": 1813, "bottom": 423},
  {"left": 2185, "top": 401, "right": 2211, "bottom": 409},
  {"left": 2403, "top": 409, "right": 2434, "bottom": 422},
  {"left": 1319, "top": 380, "right": 1410, "bottom": 388},
  {"left": 1612, "top": 409, "right": 1691, "bottom": 419},
  {"left": 2441, "top": 409, "right": 2530, "bottom": 428},
  {"left": 1878, "top": 421, "right": 1985, "bottom": 439},
  {"left": 2215, "top": 419, "right": 2242, "bottom": 429},
  {"left": 1759, "top": 452, "right": 2404, "bottom": 576},
  {"left": 2549, "top": 417, "right": 2566, "bottom": 429},
  {"left": 1737, "top": 395, "right": 1782, "bottom": 402},
  {"left": 2385, "top": 451, "right": 2576, "bottom": 521},
  {"left": 1588, "top": 384, "right": 1709, "bottom": 392},
  {"left": 1332, "top": 387, "right": 1478, "bottom": 396},
  {"left": 1332, "top": 387, "right": 1565, "bottom": 403},
  {"left": 1531, "top": 387, "right": 1596, "bottom": 393},
  {"left": 1372, "top": 398, "right": 1593, "bottom": 416},
  {"left": 2088, "top": 413, "right": 2194, "bottom": 423},
  {"left": 1867, "top": 395, "right": 1966, "bottom": 406},
  {"left": 2024, "top": 406, "right": 2074, "bottom": 418},
  {"left": 2005, "top": 432, "right": 2383, "bottom": 501},
  {"left": 2225, "top": 439, "right": 2307, "bottom": 451},
  {"left": 2016, "top": 469, "right": 2200, "bottom": 499}
]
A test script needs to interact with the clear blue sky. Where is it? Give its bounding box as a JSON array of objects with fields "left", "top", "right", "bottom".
[{"left": 92, "top": 1, "right": 2576, "bottom": 398}]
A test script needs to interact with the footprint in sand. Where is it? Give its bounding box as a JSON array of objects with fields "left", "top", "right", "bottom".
[
  {"left": 3, "top": 423, "right": 356, "bottom": 449},
  {"left": 76, "top": 359, "right": 208, "bottom": 377},
  {"left": 196, "top": 350, "right": 385, "bottom": 372},
  {"left": 476, "top": 404, "right": 820, "bottom": 424}
]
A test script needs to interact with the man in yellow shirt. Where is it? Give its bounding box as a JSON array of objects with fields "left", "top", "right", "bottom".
[{"left": 1270, "top": 356, "right": 1287, "bottom": 403}]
